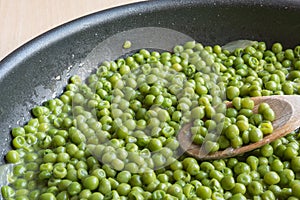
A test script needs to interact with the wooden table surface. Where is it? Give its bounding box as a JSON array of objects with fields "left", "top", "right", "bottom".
[{"left": 0, "top": 0, "right": 145, "bottom": 61}]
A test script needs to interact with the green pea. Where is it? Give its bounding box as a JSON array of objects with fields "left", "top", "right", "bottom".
[
  {"left": 226, "top": 86, "right": 240, "bottom": 100},
  {"left": 238, "top": 108, "right": 253, "bottom": 118},
  {"left": 89, "top": 192, "right": 104, "bottom": 200},
  {"left": 12, "top": 127, "right": 25, "bottom": 137},
  {"left": 246, "top": 156, "right": 259, "bottom": 170},
  {"left": 236, "top": 120, "right": 249, "bottom": 132},
  {"left": 230, "top": 136, "right": 243, "bottom": 148},
  {"left": 262, "top": 107, "right": 275, "bottom": 121},
  {"left": 196, "top": 186, "right": 212, "bottom": 199},
  {"left": 284, "top": 146, "right": 298, "bottom": 160},
  {"left": 291, "top": 156, "right": 300, "bottom": 172},
  {"left": 259, "top": 122, "right": 273, "bottom": 135},
  {"left": 141, "top": 171, "right": 156, "bottom": 185},
  {"left": 264, "top": 171, "right": 280, "bottom": 185},
  {"left": 241, "top": 97, "right": 254, "bottom": 109},
  {"left": 247, "top": 181, "right": 263, "bottom": 196},
  {"left": 56, "top": 191, "right": 69, "bottom": 200},
  {"left": 67, "top": 181, "right": 82, "bottom": 196},
  {"left": 83, "top": 176, "right": 99, "bottom": 190},
  {"left": 237, "top": 173, "right": 252, "bottom": 186},
  {"left": 234, "top": 162, "right": 250, "bottom": 175},
  {"left": 231, "top": 183, "right": 246, "bottom": 195},
  {"left": 97, "top": 178, "right": 111, "bottom": 194},
  {"left": 270, "top": 159, "right": 284, "bottom": 172},
  {"left": 221, "top": 176, "right": 235, "bottom": 190},
  {"left": 258, "top": 102, "right": 270, "bottom": 113},
  {"left": 148, "top": 138, "right": 163, "bottom": 152},
  {"left": 1, "top": 186, "right": 15, "bottom": 199},
  {"left": 53, "top": 165, "right": 67, "bottom": 179},
  {"left": 117, "top": 183, "right": 131, "bottom": 196},
  {"left": 39, "top": 193, "right": 56, "bottom": 200},
  {"left": 292, "top": 183, "right": 300, "bottom": 198},
  {"left": 249, "top": 127, "right": 263, "bottom": 143},
  {"left": 279, "top": 169, "right": 295, "bottom": 186},
  {"left": 226, "top": 108, "right": 238, "bottom": 118},
  {"left": 225, "top": 124, "right": 239, "bottom": 140},
  {"left": 6, "top": 150, "right": 20, "bottom": 163},
  {"left": 260, "top": 144, "right": 274, "bottom": 157},
  {"left": 116, "top": 171, "right": 131, "bottom": 183}
]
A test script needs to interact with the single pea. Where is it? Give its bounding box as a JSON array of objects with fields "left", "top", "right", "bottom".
[
  {"left": 12, "top": 127, "right": 25, "bottom": 137},
  {"left": 204, "top": 141, "right": 219, "bottom": 153},
  {"left": 249, "top": 127, "right": 263, "bottom": 143},
  {"left": 53, "top": 165, "right": 67, "bottom": 179},
  {"left": 231, "top": 136, "right": 243, "bottom": 148},
  {"left": 226, "top": 108, "right": 238, "bottom": 119},
  {"left": 98, "top": 178, "right": 112, "bottom": 194},
  {"left": 89, "top": 192, "right": 104, "bottom": 200},
  {"left": 1, "top": 186, "right": 15, "bottom": 199},
  {"left": 246, "top": 156, "right": 259, "bottom": 170},
  {"left": 259, "top": 144, "right": 274, "bottom": 158},
  {"left": 142, "top": 170, "right": 157, "bottom": 185},
  {"left": 110, "top": 158, "right": 125, "bottom": 171},
  {"left": 264, "top": 171, "right": 280, "bottom": 185},
  {"left": 226, "top": 86, "right": 240, "bottom": 100},
  {"left": 236, "top": 173, "right": 252, "bottom": 186},
  {"left": 220, "top": 176, "right": 235, "bottom": 190},
  {"left": 259, "top": 122, "right": 273, "bottom": 135},
  {"left": 262, "top": 107, "right": 275, "bottom": 121},
  {"left": 56, "top": 191, "right": 70, "bottom": 200},
  {"left": 67, "top": 181, "right": 82, "bottom": 196},
  {"left": 291, "top": 156, "right": 300, "bottom": 172},
  {"left": 258, "top": 102, "right": 270, "bottom": 114},
  {"left": 238, "top": 108, "right": 253, "bottom": 118},
  {"left": 231, "top": 183, "right": 246, "bottom": 195},
  {"left": 186, "top": 162, "right": 200, "bottom": 176},
  {"left": 236, "top": 120, "right": 249, "bottom": 132},
  {"left": 39, "top": 193, "right": 56, "bottom": 200},
  {"left": 196, "top": 185, "right": 212, "bottom": 199},
  {"left": 218, "top": 135, "right": 230, "bottom": 149},
  {"left": 234, "top": 162, "right": 251, "bottom": 175},
  {"left": 280, "top": 188, "right": 293, "bottom": 199},
  {"left": 284, "top": 146, "right": 298, "bottom": 160},
  {"left": 229, "top": 193, "right": 247, "bottom": 200},
  {"left": 83, "top": 175, "right": 99, "bottom": 190},
  {"left": 279, "top": 169, "right": 295, "bottom": 186},
  {"left": 241, "top": 130, "right": 250, "bottom": 144},
  {"left": 148, "top": 138, "right": 163, "bottom": 152},
  {"left": 6, "top": 150, "right": 20, "bottom": 163},
  {"left": 292, "top": 183, "right": 300, "bottom": 198},
  {"left": 270, "top": 158, "right": 284, "bottom": 172},
  {"left": 209, "top": 170, "right": 224, "bottom": 182},
  {"left": 117, "top": 183, "right": 131, "bottom": 196},
  {"left": 247, "top": 181, "right": 263, "bottom": 196},
  {"left": 241, "top": 97, "right": 254, "bottom": 109},
  {"left": 116, "top": 171, "right": 132, "bottom": 183},
  {"left": 225, "top": 124, "right": 239, "bottom": 140},
  {"left": 269, "top": 184, "right": 281, "bottom": 197}
]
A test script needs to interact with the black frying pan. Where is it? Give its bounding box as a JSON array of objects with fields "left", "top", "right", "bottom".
[{"left": 1, "top": 0, "right": 300, "bottom": 166}]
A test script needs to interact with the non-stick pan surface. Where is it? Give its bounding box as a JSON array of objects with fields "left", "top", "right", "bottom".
[{"left": 1, "top": 0, "right": 300, "bottom": 165}]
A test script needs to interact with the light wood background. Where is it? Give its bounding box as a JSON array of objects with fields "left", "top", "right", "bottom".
[{"left": 0, "top": 0, "right": 145, "bottom": 61}]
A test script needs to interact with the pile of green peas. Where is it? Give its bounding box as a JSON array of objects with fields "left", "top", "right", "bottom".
[
  {"left": 2, "top": 40, "right": 300, "bottom": 200},
  {"left": 191, "top": 96, "right": 276, "bottom": 153}
]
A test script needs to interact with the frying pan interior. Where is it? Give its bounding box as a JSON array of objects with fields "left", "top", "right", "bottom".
[{"left": 1, "top": 0, "right": 300, "bottom": 164}]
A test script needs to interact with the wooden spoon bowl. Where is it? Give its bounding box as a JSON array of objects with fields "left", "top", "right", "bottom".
[{"left": 178, "top": 95, "right": 300, "bottom": 160}]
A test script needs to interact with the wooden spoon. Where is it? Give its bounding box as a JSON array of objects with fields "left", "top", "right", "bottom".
[{"left": 178, "top": 95, "right": 300, "bottom": 160}]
